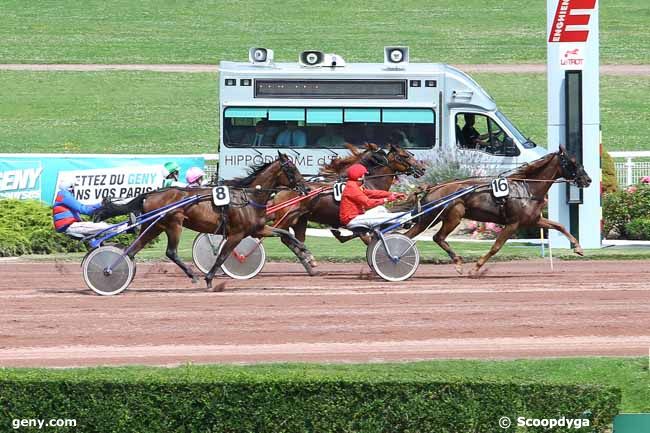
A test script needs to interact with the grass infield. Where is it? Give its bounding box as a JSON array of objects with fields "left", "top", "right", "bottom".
[
  {"left": 0, "top": 0, "right": 648, "bottom": 64},
  {"left": 1, "top": 71, "right": 649, "bottom": 154},
  {"left": 24, "top": 231, "right": 650, "bottom": 263}
]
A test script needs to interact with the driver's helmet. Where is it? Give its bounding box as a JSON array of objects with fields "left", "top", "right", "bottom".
[
  {"left": 57, "top": 174, "right": 78, "bottom": 192},
  {"left": 163, "top": 161, "right": 181, "bottom": 178},
  {"left": 347, "top": 163, "right": 368, "bottom": 181},
  {"left": 185, "top": 167, "right": 205, "bottom": 185}
]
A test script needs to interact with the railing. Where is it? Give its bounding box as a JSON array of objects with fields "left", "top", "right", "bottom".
[{"left": 610, "top": 151, "right": 650, "bottom": 187}]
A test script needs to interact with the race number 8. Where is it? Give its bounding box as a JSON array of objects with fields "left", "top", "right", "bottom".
[
  {"left": 212, "top": 186, "right": 231, "bottom": 206},
  {"left": 333, "top": 182, "right": 346, "bottom": 202},
  {"left": 490, "top": 178, "right": 509, "bottom": 198}
]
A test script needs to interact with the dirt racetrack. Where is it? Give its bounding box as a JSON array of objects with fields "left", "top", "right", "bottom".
[{"left": 1, "top": 259, "right": 649, "bottom": 367}]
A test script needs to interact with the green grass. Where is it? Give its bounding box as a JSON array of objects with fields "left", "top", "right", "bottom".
[
  {"left": 24, "top": 231, "right": 650, "bottom": 263},
  {"left": 0, "top": 0, "right": 648, "bottom": 64},
  {"left": 2, "top": 357, "right": 647, "bottom": 412},
  {"left": 2, "top": 71, "right": 649, "bottom": 154},
  {"left": 0, "top": 71, "right": 218, "bottom": 154}
]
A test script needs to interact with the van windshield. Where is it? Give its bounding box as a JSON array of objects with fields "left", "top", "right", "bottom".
[
  {"left": 223, "top": 107, "right": 435, "bottom": 149},
  {"left": 495, "top": 111, "right": 535, "bottom": 148}
]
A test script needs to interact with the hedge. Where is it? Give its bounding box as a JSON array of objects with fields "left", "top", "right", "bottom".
[
  {"left": 0, "top": 369, "right": 620, "bottom": 433},
  {"left": 0, "top": 199, "right": 154, "bottom": 257}
]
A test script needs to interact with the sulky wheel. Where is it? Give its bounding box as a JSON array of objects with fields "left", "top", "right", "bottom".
[
  {"left": 192, "top": 233, "right": 225, "bottom": 275},
  {"left": 370, "top": 233, "right": 420, "bottom": 282},
  {"left": 221, "top": 236, "right": 266, "bottom": 280},
  {"left": 82, "top": 246, "right": 135, "bottom": 296}
]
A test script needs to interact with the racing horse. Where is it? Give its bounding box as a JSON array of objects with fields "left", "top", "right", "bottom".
[
  {"left": 396, "top": 146, "right": 591, "bottom": 274},
  {"left": 268, "top": 142, "right": 426, "bottom": 272},
  {"left": 96, "top": 153, "right": 308, "bottom": 289}
]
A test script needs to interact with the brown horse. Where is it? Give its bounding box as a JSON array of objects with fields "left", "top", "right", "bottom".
[
  {"left": 397, "top": 146, "right": 591, "bottom": 273},
  {"left": 268, "top": 143, "right": 426, "bottom": 272},
  {"left": 96, "top": 153, "right": 308, "bottom": 288}
]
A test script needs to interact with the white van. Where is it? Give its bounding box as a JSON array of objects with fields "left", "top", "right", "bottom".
[{"left": 217, "top": 48, "right": 545, "bottom": 179}]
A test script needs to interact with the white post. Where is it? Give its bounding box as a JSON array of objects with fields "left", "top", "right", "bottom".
[
  {"left": 547, "top": 0, "right": 601, "bottom": 249},
  {"left": 626, "top": 157, "right": 633, "bottom": 186}
]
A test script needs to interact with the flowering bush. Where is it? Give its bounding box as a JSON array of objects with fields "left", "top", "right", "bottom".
[
  {"left": 603, "top": 183, "right": 650, "bottom": 239},
  {"left": 465, "top": 221, "right": 503, "bottom": 239}
]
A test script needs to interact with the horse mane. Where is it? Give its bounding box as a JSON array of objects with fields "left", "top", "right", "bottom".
[
  {"left": 229, "top": 160, "right": 277, "bottom": 187},
  {"left": 508, "top": 151, "right": 558, "bottom": 177},
  {"left": 319, "top": 143, "right": 380, "bottom": 177}
]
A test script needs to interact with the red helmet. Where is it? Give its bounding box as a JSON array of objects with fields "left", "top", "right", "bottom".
[{"left": 347, "top": 163, "right": 368, "bottom": 181}]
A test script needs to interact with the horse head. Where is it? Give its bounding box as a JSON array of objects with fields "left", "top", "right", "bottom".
[
  {"left": 384, "top": 142, "right": 426, "bottom": 178},
  {"left": 558, "top": 145, "right": 591, "bottom": 188},
  {"left": 276, "top": 151, "right": 309, "bottom": 194}
]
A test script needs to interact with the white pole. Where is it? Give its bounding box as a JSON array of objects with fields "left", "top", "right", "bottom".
[
  {"left": 626, "top": 157, "right": 634, "bottom": 186},
  {"left": 548, "top": 230, "right": 554, "bottom": 271}
]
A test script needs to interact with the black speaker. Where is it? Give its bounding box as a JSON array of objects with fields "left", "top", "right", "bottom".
[
  {"left": 384, "top": 46, "right": 409, "bottom": 67},
  {"left": 299, "top": 50, "right": 325, "bottom": 67}
]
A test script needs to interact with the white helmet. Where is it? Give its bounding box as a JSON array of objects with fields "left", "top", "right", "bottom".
[{"left": 58, "top": 174, "right": 78, "bottom": 191}]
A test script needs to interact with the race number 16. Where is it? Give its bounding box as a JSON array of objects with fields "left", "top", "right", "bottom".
[
  {"left": 212, "top": 186, "right": 231, "bottom": 206},
  {"left": 491, "top": 178, "right": 510, "bottom": 198},
  {"left": 333, "top": 182, "right": 346, "bottom": 202}
]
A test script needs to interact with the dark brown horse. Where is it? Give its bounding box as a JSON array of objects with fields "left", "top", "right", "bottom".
[
  {"left": 268, "top": 143, "right": 426, "bottom": 272},
  {"left": 397, "top": 146, "right": 591, "bottom": 273},
  {"left": 96, "top": 153, "right": 308, "bottom": 288}
]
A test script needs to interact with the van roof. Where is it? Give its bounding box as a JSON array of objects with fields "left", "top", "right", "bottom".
[{"left": 220, "top": 61, "right": 453, "bottom": 77}]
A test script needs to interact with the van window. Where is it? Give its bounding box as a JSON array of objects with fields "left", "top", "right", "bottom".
[
  {"left": 455, "top": 113, "right": 519, "bottom": 157},
  {"left": 223, "top": 107, "right": 435, "bottom": 149}
]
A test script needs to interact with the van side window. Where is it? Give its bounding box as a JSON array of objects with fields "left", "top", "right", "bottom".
[{"left": 455, "top": 113, "right": 519, "bottom": 157}]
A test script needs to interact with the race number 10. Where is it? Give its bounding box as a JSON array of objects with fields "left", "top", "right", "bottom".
[
  {"left": 491, "top": 178, "right": 510, "bottom": 198},
  {"left": 333, "top": 182, "right": 346, "bottom": 202},
  {"left": 212, "top": 186, "right": 231, "bottom": 206}
]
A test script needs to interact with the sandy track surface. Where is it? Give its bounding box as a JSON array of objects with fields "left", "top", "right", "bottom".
[
  {"left": 1, "top": 259, "right": 649, "bottom": 367},
  {"left": 1, "top": 64, "right": 649, "bottom": 75}
]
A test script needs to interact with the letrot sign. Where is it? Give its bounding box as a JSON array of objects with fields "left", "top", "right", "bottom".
[{"left": 547, "top": 0, "right": 601, "bottom": 249}]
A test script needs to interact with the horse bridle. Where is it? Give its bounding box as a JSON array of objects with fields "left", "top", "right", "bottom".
[
  {"left": 279, "top": 158, "right": 308, "bottom": 194},
  {"left": 558, "top": 151, "right": 579, "bottom": 180}
]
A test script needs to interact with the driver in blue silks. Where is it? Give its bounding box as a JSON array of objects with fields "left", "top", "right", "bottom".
[{"left": 52, "top": 174, "right": 111, "bottom": 237}]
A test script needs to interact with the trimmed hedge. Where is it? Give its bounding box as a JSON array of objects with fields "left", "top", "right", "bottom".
[
  {"left": 601, "top": 150, "right": 618, "bottom": 194},
  {"left": 0, "top": 199, "right": 84, "bottom": 256},
  {"left": 0, "top": 199, "right": 154, "bottom": 257},
  {"left": 0, "top": 370, "right": 620, "bottom": 433}
]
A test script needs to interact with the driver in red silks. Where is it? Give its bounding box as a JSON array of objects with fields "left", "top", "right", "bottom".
[{"left": 339, "top": 163, "right": 407, "bottom": 227}]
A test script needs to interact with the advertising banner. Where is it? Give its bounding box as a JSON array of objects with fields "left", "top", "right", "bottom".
[{"left": 0, "top": 155, "right": 204, "bottom": 205}]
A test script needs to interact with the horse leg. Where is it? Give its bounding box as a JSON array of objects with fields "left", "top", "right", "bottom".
[
  {"left": 123, "top": 222, "right": 163, "bottom": 259},
  {"left": 273, "top": 208, "right": 318, "bottom": 273},
  {"left": 534, "top": 217, "right": 584, "bottom": 255},
  {"left": 260, "top": 226, "right": 319, "bottom": 276},
  {"left": 164, "top": 222, "right": 198, "bottom": 283},
  {"left": 204, "top": 233, "right": 244, "bottom": 290},
  {"left": 292, "top": 215, "right": 318, "bottom": 267},
  {"left": 474, "top": 221, "right": 520, "bottom": 273}
]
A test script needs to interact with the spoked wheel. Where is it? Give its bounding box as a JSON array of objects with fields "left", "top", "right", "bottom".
[
  {"left": 221, "top": 236, "right": 266, "bottom": 280},
  {"left": 82, "top": 246, "right": 135, "bottom": 296},
  {"left": 192, "top": 233, "right": 225, "bottom": 275},
  {"left": 370, "top": 234, "right": 420, "bottom": 282}
]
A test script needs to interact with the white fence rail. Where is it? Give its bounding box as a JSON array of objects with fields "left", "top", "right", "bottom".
[{"left": 610, "top": 151, "right": 650, "bottom": 187}]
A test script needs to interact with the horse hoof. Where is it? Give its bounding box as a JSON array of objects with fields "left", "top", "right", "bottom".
[
  {"left": 574, "top": 248, "right": 584, "bottom": 256},
  {"left": 454, "top": 263, "right": 463, "bottom": 275},
  {"left": 191, "top": 275, "right": 199, "bottom": 284},
  {"left": 307, "top": 269, "right": 321, "bottom": 277}
]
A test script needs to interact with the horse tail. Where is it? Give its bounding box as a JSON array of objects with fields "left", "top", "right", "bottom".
[{"left": 94, "top": 192, "right": 149, "bottom": 221}]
